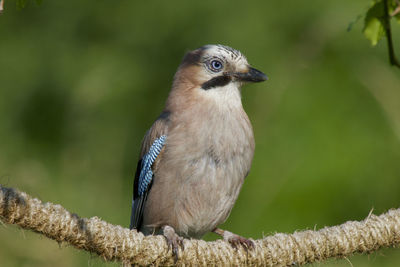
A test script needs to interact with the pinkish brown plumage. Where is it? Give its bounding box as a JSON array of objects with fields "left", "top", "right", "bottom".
[{"left": 130, "top": 44, "right": 267, "bottom": 257}]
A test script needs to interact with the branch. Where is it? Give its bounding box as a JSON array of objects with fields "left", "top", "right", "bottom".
[
  {"left": 392, "top": 0, "right": 400, "bottom": 16},
  {"left": 1, "top": 185, "right": 400, "bottom": 266},
  {"left": 383, "top": 0, "right": 400, "bottom": 68}
]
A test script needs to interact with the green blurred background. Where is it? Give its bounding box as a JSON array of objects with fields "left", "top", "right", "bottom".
[{"left": 1, "top": 0, "right": 400, "bottom": 266}]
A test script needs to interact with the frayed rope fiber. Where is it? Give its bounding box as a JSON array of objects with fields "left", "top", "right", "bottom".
[{"left": 1, "top": 185, "right": 400, "bottom": 266}]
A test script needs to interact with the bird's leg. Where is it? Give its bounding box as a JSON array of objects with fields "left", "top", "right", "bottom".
[
  {"left": 213, "top": 228, "right": 255, "bottom": 250},
  {"left": 162, "top": 225, "right": 184, "bottom": 262}
]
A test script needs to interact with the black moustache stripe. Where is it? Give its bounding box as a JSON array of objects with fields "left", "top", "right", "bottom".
[{"left": 201, "top": 75, "right": 231, "bottom": 90}]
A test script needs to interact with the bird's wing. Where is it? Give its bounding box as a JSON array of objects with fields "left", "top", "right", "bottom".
[{"left": 130, "top": 112, "right": 169, "bottom": 230}]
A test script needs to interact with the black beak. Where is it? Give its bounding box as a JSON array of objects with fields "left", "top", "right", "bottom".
[{"left": 232, "top": 67, "right": 268, "bottom": 83}]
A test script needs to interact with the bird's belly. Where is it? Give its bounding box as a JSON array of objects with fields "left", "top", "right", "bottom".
[
  {"left": 142, "top": 148, "right": 252, "bottom": 238},
  {"left": 172, "top": 154, "right": 248, "bottom": 238}
]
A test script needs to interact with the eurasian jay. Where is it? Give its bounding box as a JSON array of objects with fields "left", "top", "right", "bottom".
[{"left": 130, "top": 44, "right": 267, "bottom": 256}]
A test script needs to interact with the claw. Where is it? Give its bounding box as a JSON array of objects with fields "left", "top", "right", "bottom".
[
  {"left": 228, "top": 235, "right": 255, "bottom": 251},
  {"left": 163, "top": 225, "right": 184, "bottom": 263},
  {"left": 213, "top": 228, "right": 255, "bottom": 251}
]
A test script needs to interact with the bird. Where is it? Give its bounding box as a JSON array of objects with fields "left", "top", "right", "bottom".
[{"left": 130, "top": 44, "right": 267, "bottom": 257}]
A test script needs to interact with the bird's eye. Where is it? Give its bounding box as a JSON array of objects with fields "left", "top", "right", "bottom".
[{"left": 210, "top": 60, "right": 223, "bottom": 72}]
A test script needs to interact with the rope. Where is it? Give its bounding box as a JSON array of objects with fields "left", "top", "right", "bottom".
[{"left": 1, "top": 184, "right": 400, "bottom": 266}]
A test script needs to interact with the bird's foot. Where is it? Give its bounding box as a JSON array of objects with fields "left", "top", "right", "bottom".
[
  {"left": 213, "top": 228, "right": 255, "bottom": 251},
  {"left": 162, "top": 225, "right": 184, "bottom": 262}
]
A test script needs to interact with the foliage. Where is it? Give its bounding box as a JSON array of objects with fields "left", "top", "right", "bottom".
[
  {"left": 363, "top": 0, "right": 400, "bottom": 46},
  {"left": 363, "top": 1, "right": 386, "bottom": 46}
]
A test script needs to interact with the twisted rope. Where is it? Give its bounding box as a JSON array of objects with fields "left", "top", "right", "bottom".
[{"left": 1, "top": 184, "right": 400, "bottom": 266}]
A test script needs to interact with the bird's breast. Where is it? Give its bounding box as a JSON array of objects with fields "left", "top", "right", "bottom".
[
  {"left": 143, "top": 93, "right": 255, "bottom": 238},
  {"left": 165, "top": 103, "right": 254, "bottom": 237}
]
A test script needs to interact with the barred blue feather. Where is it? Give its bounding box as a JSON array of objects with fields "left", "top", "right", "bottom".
[
  {"left": 138, "top": 135, "right": 167, "bottom": 196},
  {"left": 130, "top": 135, "right": 167, "bottom": 229}
]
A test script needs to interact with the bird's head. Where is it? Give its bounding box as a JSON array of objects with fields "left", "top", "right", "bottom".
[{"left": 175, "top": 44, "right": 267, "bottom": 91}]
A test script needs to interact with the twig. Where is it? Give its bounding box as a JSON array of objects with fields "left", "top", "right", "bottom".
[
  {"left": 383, "top": 0, "right": 400, "bottom": 68},
  {"left": 392, "top": 0, "right": 400, "bottom": 16},
  {"left": 0, "top": 0, "right": 4, "bottom": 13},
  {"left": 392, "top": 5, "right": 400, "bottom": 16}
]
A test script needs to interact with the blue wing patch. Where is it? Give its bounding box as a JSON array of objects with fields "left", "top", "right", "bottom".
[
  {"left": 130, "top": 135, "right": 167, "bottom": 229},
  {"left": 138, "top": 135, "right": 167, "bottom": 196}
]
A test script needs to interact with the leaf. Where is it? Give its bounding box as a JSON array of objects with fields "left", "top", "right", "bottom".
[
  {"left": 363, "top": 0, "right": 386, "bottom": 46},
  {"left": 364, "top": 17, "right": 386, "bottom": 45}
]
